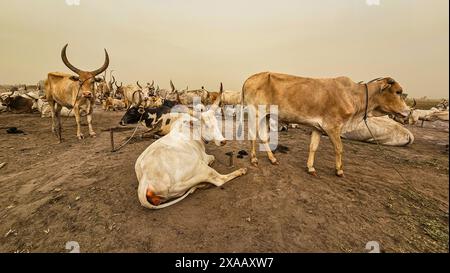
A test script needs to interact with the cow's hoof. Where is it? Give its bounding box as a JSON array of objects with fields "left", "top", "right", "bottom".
[
  {"left": 240, "top": 168, "right": 248, "bottom": 175},
  {"left": 90, "top": 133, "right": 97, "bottom": 138},
  {"left": 308, "top": 171, "right": 318, "bottom": 177},
  {"left": 336, "top": 170, "right": 345, "bottom": 178},
  {"left": 77, "top": 134, "right": 84, "bottom": 140},
  {"left": 270, "top": 159, "right": 279, "bottom": 165},
  {"left": 251, "top": 158, "right": 258, "bottom": 167}
]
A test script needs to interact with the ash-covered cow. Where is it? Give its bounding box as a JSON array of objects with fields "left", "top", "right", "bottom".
[
  {"left": 341, "top": 115, "right": 414, "bottom": 146},
  {"left": 135, "top": 94, "right": 246, "bottom": 209}
]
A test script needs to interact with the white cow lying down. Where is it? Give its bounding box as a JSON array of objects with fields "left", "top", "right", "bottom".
[
  {"left": 341, "top": 116, "right": 414, "bottom": 146},
  {"left": 135, "top": 110, "right": 247, "bottom": 209}
]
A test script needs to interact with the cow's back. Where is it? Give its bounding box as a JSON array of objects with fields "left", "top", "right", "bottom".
[
  {"left": 243, "top": 72, "right": 357, "bottom": 123},
  {"left": 45, "top": 72, "right": 76, "bottom": 108}
]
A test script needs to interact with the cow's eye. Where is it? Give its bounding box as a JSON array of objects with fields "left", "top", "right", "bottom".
[{"left": 396, "top": 90, "right": 402, "bottom": 95}]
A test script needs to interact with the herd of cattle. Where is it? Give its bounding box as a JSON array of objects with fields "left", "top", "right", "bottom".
[{"left": 1, "top": 44, "right": 449, "bottom": 208}]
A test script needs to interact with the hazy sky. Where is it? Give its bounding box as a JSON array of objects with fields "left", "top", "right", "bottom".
[{"left": 0, "top": 0, "right": 448, "bottom": 98}]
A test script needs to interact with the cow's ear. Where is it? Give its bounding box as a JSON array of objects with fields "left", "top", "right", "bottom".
[{"left": 70, "top": 76, "right": 80, "bottom": 82}]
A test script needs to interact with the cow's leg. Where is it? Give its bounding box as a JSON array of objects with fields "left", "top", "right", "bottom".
[
  {"left": 203, "top": 166, "right": 248, "bottom": 187},
  {"left": 206, "top": 155, "right": 215, "bottom": 166},
  {"left": 73, "top": 106, "right": 84, "bottom": 139},
  {"left": 54, "top": 104, "right": 63, "bottom": 143},
  {"left": 248, "top": 105, "right": 259, "bottom": 166},
  {"left": 307, "top": 129, "right": 321, "bottom": 176},
  {"left": 325, "top": 127, "right": 344, "bottom": 177},
  {"left": 48, "top": 99, "right": 57, "bottom": 134},
  {"left": 87, "top": 113, "right": 96, "bottom": 137},
  {"left": 259, "top": 116, "right": 278, "bottom": 165}
]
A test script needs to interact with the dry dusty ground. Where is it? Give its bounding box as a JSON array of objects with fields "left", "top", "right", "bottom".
[{"left": 0, "top": 108, "right": 448, "bottom": 253}]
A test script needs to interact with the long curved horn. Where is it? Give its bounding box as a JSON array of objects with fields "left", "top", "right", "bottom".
[
  {"left": 150, "top": 80, "right": 154, "bottom": 88},
  {"left": 61, "top": 44, "right": 81, "bottom": 74},
  {"left": 412, "top": 99, "right": 417, "bottom": 108},
  {"left": 90, "top": 48, "right": 110, "bottom": 76},
  {"left": 170, "top": 80, "right": 175, "bottom": 92},
  {"left": 136, "top": 81, "right": 142, "bottom": 89},
  {"left": 115, "top": 81, "right": 119, "bottom": 89}
]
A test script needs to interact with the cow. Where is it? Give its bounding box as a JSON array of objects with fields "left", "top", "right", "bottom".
[
  {"left": 137, "top": 81, "right": 156, "bottom": 97},
  {"left": 341, "top": 115, "right": 414, "bottom": 146},
  {"left": 0, "top": 89, "right": 35, "bottom": 113},
  {"left": 177, "top": 85, "right": 210, "bottom": 105},
  {"left": 240, "top": 72, "right": 410, "bottom": 177},
  {"left": 45, "top": 44, "right": 109, "bottom": 142},
  {"left": 119, "top": 98, "right": 187, "bottom": 137},
  {"left": 155, "top": 80, "right": 177, "bottom": 100},
  {"left": 102, "top": 96, "right": 126, "bottom": 111},
  {"left": 220, "top": 89, "right": 241, "bottom": 117},
  {"left": 135, "top": 98, "right": 246, "bottom": 209},
  {"left": 114, "top": 81, "right": 143, "bottom": 109}
]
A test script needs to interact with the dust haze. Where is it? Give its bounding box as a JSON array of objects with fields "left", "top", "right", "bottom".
[{"left": 0, "top": 0, "right": 448, "bottom": 98}]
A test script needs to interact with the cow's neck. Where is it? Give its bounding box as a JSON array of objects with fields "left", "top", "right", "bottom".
[{"left": 353, "top": 82, "right": 381, "bottom": 119}]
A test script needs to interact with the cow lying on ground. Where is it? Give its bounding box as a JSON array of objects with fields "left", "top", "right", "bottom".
[
  {"left": 0, "top": 90, "right": 35, "bottom": 113},
  {"left": 102, "top": 97, "right": 126, "bottom": 111},
  {"left": 341, "top": 115, "right": 414, "bottom": 146},
  {"left": 23, "top": 92, "right": 74, "bottom": 117},
  {"left": 119, "top": 98, "right": 186, "bottom": 136},
  {"left": 135, "top": 111, "right": 247, "bottom": 209},
  {"left": 240, "top": 72, "right": 410, "bottom": 177}
]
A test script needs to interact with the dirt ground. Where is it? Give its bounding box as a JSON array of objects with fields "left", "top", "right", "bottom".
[{"left": 0, "top": 108, "right": 448, "bottom": 253}]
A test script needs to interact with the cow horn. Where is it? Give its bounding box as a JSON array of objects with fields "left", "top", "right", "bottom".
[
  {"left": 368, "top": 77, "right": 383, "bottom": 84},
  {"left": 137, "top": 81, "right": 142, "bottom": 89},
  {"left": 150, "top": 80, "right": 154, "bottom": 88},
  {"left": 387, "top": 78, "right": 396, "bottom": 84},
  {"left": 114, "top": 81, "right": 119, "bottom": 89},
  {"left": 156, "top": 85, "right": 159, "bottom": 91},
  {"left": 111, "top": 75, "right": 116, "bottom": 84},
  {"left": 90, "top": 48, "right": 110, "bottom": 76},
  {"left": 61, "top": 44, "right": 82, "bottom": 74},
  {"left": 170, "top": 80, "right": 176, "bottom": 92},
  {"left": 412, "top": 99, "right": 417, "bottom": 108}
]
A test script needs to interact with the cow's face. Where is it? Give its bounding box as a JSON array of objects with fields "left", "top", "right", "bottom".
[
  {"left": 61, "top": 44, "right": 109, "bottom": 99},
  {"left": 71, "top": 72, "right": 102, "bottom": 99},
  {"left": 373, "top": 78, "right": 410, "bottom": 118},
  {"left": 200, "top": 109, "right": 226, "bottom": 146},
  {"left": 119, "top": 106, "right": 143, "bottom": 126}
]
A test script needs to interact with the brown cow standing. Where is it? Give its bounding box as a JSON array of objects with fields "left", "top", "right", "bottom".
[
  {"left": 241, "top": 72, "right": 410, "bottom": 177},
  {"left": 45, "top": 44, "right": 109, "bottom": 142}
]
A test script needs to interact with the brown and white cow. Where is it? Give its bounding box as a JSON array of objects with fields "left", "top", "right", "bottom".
[
  {"left": 45, "top": 44, "right": 109, "bottom": 142},
  {"left": 240, "top": 72, "right": 410, "bottom": 177}
]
